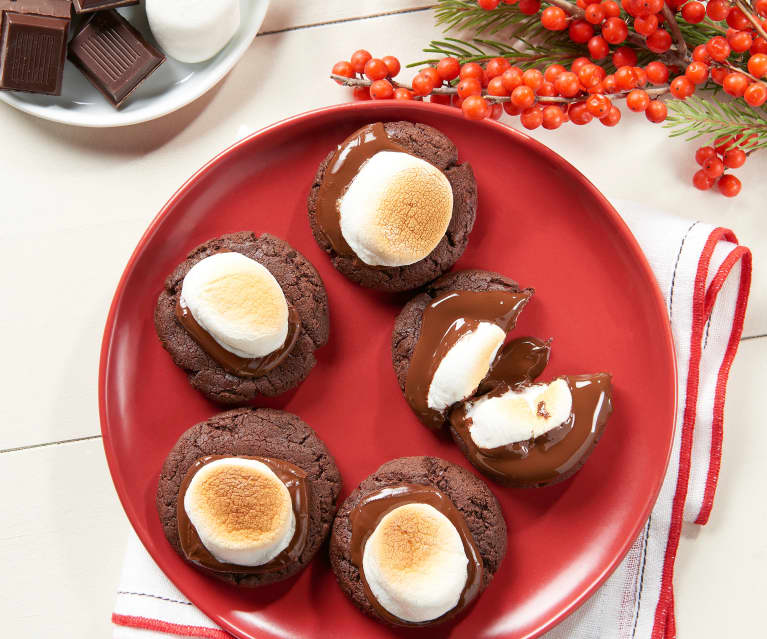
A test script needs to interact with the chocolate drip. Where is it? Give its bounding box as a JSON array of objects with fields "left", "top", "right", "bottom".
[
  {"left": 176, "top": 455, "right": 311, "bottom": 574},
  {"left": 478, "top": 336, "right": 551, "bottom": 394},
  {"left": 316, "top": 122, "right": 411, "bottom": 256},
  {"left": 450, "top": 374, "right": 613, "bottom": 486},
  {"left": 175, "top": 300, "right": 301, "bottom": 378},
  {"left": 349, "top": 484, "right": 483, "bottom": 626},
  {"left": 404, "top": 289, "right": 532, "bottom": 429}
]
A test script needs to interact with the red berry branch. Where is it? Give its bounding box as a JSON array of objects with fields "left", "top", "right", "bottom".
[{"left": 329, "top": 0, "right": 767, "bottom": 196}]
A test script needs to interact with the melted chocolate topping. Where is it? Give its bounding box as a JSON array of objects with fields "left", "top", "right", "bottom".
[
  {"left": 404, "top": 289, "right": 532, "bottom": 429},
  {"left": 349, "top": 484, "right": 483, "bottom": 626},
  {"left": 450, "top": 374, "right": 613, "bottom": 486},
  {"left": 176, "top": 455, "right": 311, "bottom": 574},
  {"left": 478, "top": 336, "right": 551, "bottom": 394},
  {"left": 175, "top": 300, "right": 301, "bottom": 378},
  {"left": 315, "top": 122, "right": 412, "bottom": 257}
]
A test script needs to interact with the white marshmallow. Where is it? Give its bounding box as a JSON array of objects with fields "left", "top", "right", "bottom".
[
  {"left": 427, "top": 321, "right": 506, "bottom": 412},
  {"left": 146, "top": 0, "right": 240, "bottom": 64},
  {"left": 184, "top": 458, "right": 295, "bottom": 566},
  {"left": 180, "top": 252, "right": 289, "bottom": 359},
  {"left": 466, "top": 378, "right": 573, "bottom": 449},
  {"left": 339, "top": 151, "right": 453, "bottom": 267},
  {"left": 362, "top": 503, "right": 468, "bottom": 623}
]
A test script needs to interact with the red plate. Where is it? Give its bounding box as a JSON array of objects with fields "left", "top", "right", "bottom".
[{"left": 99, "top": 101, "right": 676, "bottom": 639}]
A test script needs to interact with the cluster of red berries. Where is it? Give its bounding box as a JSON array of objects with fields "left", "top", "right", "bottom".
[
  {"left": 331, "top": 49, "right": 673, "bottom": 127},
  {"left": 686, "top": 36, "right": 767, "bottom": 107},
  {"left": 536, "top": 0, "right": 767, "bottom": 106},
  {"left": 692, "top": 135, "right": 752, "bottom": 196},
  {"left": 331, "top": 51, "right": 406, "bottom": 100},
  {"left": 432, "top": 53, "right": 671, "bottom": 126},
  {"left": 678, "top": 0, "right": 767, "bottom": 107}
]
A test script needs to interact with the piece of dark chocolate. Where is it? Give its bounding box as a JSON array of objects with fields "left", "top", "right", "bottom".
[
  {"left": 67, "top": 9, "right": 164, "bottom": 108},
  {"left": 0, "top": 12, "right": 68, "bottom": 94},
  {"left": 0, "top": 0, "right": 72, "bottom": 19},
  {"left": 72, "top": 0, "right": 137, "bottom": 13}
]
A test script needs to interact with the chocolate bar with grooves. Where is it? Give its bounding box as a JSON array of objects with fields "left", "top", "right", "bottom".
[
  {"left": 0, "top": 11, "right": 69, "bottom": 95},
  {"left": 67, "top": 9, "right": 164, "bottom": 109}
]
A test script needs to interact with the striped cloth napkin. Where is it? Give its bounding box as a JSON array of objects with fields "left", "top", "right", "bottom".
[{"left": 113, "top": 200, "right": 752, "bottom": 639}]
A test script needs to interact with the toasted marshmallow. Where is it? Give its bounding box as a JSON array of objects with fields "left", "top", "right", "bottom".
[
  {"left": 466, "top": 378, "right": 573, "bottom": 449},
  {"left": 362, "top": 503, "right": 468, "bottom": 623},
  {"left": 180, "top": 252, "right": 289, "bottom": 358},
  {"left": 339, "top": 151, "right": 453, "bottom": 266},
  {"left": 146, "top": 0, "right": 240, "bottom": 64},
  {"left": 184, "top": 458, "right": 295, "bottom": 566},
  {"left": 428, "top": 321, "right": 506, "bottom": 413}
]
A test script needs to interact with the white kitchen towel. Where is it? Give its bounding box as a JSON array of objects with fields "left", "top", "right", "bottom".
[{"left": 112, "top": 200, "right": 752, "bottom": 639}]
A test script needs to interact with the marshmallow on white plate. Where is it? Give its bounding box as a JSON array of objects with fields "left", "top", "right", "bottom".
[
  {"left": 184, "top": 458, "right": 295, "bottom": 566},
  {"left": 146, "top": 0, "right": 241, "bottom": 64},
  {"left": 339, "top": 151, "right": 453, "bottom": 267},
  {"left": 466, "top": 379, "right": 573, "bottom": 449},
  {"left": 427, "top": 321, "right": 506, "bottom": 412},
  {"left": 180, "top": 252, "right": 288, "bottom": 358},
  {"left": 363, "top": 503, "right": 468, "bottom": 623}
]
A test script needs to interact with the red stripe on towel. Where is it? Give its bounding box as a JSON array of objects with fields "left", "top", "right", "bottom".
[
  {"left": 651, "top": 228, "right": 719, "bottom": 639},
  {"left": 695, "top": 243, "right": 751, "bottom": 525},
  {"left": 112, "top": 613, "right": 231, "bottom": 638}
]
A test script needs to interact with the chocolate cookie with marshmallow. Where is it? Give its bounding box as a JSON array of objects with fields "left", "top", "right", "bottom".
[
  {"left": 307, "top": 121, "right": 478, "bottom": 291},
  {"left": 392, "top": 269, "right": 538, "bottom": 430},
  {"left": 156, "top": 407, "right": 342, "bottom": 586},
  {"left": 392, "top": 270, "right": 614, "bottom": 488},
  {"left": 329, "top": 456, "right": 506, "bottom": 627},
  {"left": 154, "top": 232, "right": 329, "bottom": 404}
]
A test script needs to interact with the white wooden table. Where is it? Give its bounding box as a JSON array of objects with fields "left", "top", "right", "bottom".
[{"left": 0, "top": 2, "right": 764, "bottom": 637}]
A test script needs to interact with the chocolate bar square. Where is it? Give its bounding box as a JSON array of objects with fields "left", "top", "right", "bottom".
[
  {"left": 68, "top": 10, "right": 164, "bottom": 108},
  {"left": 0, "top": 12, "right": 68, "bottom": 94},
  {"left": 0, "top": 1, "right": 72, "bottom": 19},
  {"left": 73, "top": 0, "right": 137, "bottom": 13}
]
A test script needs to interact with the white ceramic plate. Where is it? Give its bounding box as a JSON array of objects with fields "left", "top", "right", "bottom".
[{"left": 0, "top": 0, "right": 269, "bottom": 127}]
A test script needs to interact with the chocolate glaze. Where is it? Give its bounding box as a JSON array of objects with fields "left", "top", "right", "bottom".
[
  {"left": 450, "top": 374, "right": 613, "bottom": 486},
  {"left": 349, "top": 483, "right": 483, "bottom": 626},
  {"left": 404, "top": 289, "right": 532, "bottom": 429},
  {"left": 315, "top": 122, "right": 411, "bottom": 257},
  {"left": 175, "top": 299, "right": 301, "bottom": 378},
  {"left": 176, "top": 455, "right": 310, "bottom": 574},
  {"left": 478, "top": 336, "right": 551, "bottom": 394}
]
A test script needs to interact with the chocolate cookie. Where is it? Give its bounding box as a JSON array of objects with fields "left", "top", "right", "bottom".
[
  {"left": 392, "top": 269, "right": 534, "bottom": 428},
  {"left": 329, "top": 456, "right": 506, "bottom": 626},
  {"left": 307, "top": 121, "right": 478, "bottom": 291},
  {"left": 156, "top": 407, "right": 342, "bottom": 586},
  {"left": 154, "top": 232, "right": 329, "bottom": 404}
]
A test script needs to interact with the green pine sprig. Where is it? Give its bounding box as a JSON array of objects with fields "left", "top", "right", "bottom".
[
  {"left": 665, "top": 95, "right": 767, "bottom": 151},
  {"left": 408, "top": 35, "right": 583, "bottom": 70},
  {"left": 434, "top": 0, "right": 539, "bottom": 35},
  {"left": 409, "top": 35, "right": 660, "bottom": 72},
  {"left": 675, "top": 18, "right": 727, "bottom": 50}
]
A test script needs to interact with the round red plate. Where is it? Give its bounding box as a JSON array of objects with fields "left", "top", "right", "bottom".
[{"left": 99, "top": 101, "right": 676, "bottom": 639}]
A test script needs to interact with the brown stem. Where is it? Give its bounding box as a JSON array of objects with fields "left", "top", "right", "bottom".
[
  {"left": 536, "top": 85, "right": 670, "bottom": 103},
  {"left": 331, "top": 74, "right": 670, "bottom": 104},
  {"left": 734, "top": 0, "right": 767, "bottom": 42},
  {"left": 662, "top": 5, "right": 689, "bottom": 61},
  {"left": 331, "top": 73, "right": 455, "bottom": 94},
  {"left": 716, "top": 59, "right": 762, "bottom": 82}
]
